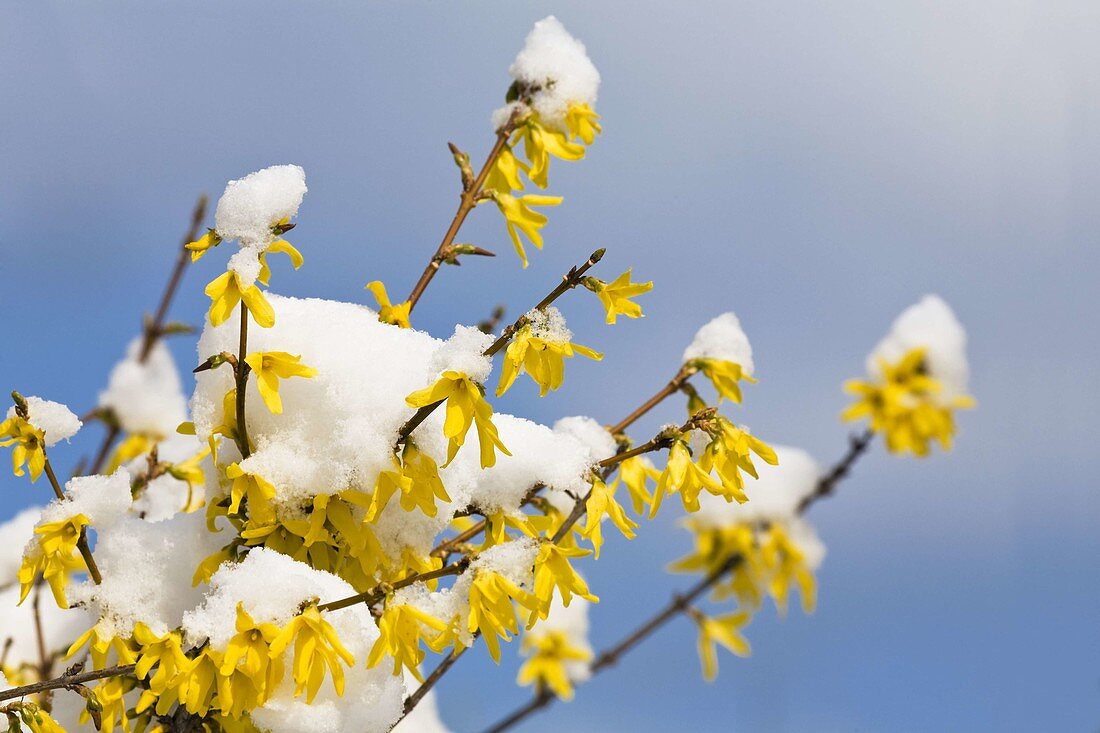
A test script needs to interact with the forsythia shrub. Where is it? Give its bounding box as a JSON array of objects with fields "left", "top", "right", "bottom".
[{"left": 0, "top": 16, "right": 974, "bottom": 733}]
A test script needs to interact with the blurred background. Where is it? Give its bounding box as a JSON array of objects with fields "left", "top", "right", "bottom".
[{"left": 2, "top": 1, "right": 1098, "bottom": 730}]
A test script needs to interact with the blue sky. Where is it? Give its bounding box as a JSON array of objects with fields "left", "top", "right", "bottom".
[{"left": 2, "top": 2, "right": 1099, "bottom": 731}]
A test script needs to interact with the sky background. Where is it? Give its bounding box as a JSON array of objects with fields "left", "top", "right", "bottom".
[{"left": 2, "top": 1, "right": 1099, "bottom": 731}]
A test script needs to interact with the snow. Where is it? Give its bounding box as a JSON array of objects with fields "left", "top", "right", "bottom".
[
  {"left": 40, "top": 470, "right": 132, "bottom": 529},
  {"left": 214, "top": 165, "right": 306, "bottom": 247},
  {"left": 7, "top": 397, "right": 81, "bottom": 446},
  {"left": 867, "top": 295, "right": 970, "bottom": 398},
  {"left": 682, "top": 312, "right": 754, "bottom": 375},
  {"left": 98, "top": 338, "right": 188, "bottom": 438},
  {"left": 428, "top": 325, "right": 494, "bottom": 384},
  {"left": 505, "top": 16, "right": 600, "bottom": 130},
  {"left": 0, "top": 506, "right": 43, "bottom": 583},
  {"left": 525, "top": 306, "right": 572, "bottom": 342}
]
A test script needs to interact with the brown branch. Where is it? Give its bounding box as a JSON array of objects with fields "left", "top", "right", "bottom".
[
  {"left": 84, "top": 195, "right": 208, "bottom": 475},
  {"left": 607, "top": 363, "right": 696, "bottom": 436},
  {"left": 406, "top": 113, "right": 522, "bottom": 314},
  {"left": 397, "top": 249, "right": 606, "bottom": 443},
  {"left": 0, "top": 665, "right": 136, "bottom": 704},
  {"left": 396, "top": 644, "right": 472, "bottom": 726},
  {"left": 317, "top": 559, "right": 469, "bottom": 613},
  {"left": 476, "top": 432, "right": 877, "bottom": 732},
  {"left": 43, "top": 458, "right": 101, "bottom": 585},
  {"left": 233, "top": 303, "right": 252, "bottom": 458}
]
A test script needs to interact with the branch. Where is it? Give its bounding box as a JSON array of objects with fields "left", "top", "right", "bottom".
[
  {"left": 84, "top": 195, "right": 208, "bottom": 475},
  {"left": 317, "top": 559, "right": 469, "bottom": 613},
  {"left": 405, "top": 111, "right": 522, "bottom": 314},
  {"left": 476, "top": 431, "right": 876, "bottom": 732},
  {"left": 606, "top": 363, "right": 696, "bottom": 436},
  {"left": 0, "top": 665, "right": 136, "bottom": 704},
  {"left": 234, "top": 303, "right": 252, "bottom": 458},
  {"left": 396, "top": 248, "right": 605, "bottom": 443}
]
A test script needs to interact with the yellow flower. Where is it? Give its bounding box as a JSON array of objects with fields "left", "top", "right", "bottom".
[
  {"left": 19, "top": 515, "right": 92, "bottom": 608},
  {"left": 0, "top": 415, "right": 46, "bottom": 482},
  {"left": 107, "top": 432, "right": 156, "bottom": 473},
  {"left": 531, "top": 543, "right": 597, "bottom": 620},
  {"left": 133, "top": 623, "right": 191, "bottom": 717},
  {"left": 67, "top": 622, "right": 138, "bottom": 670},
  {"left": 268, "top": 605, "right": 355, "bottom": 703},
  {"left": 178, "top": 648, "right": 220, "bottom": 717},
  {"left": 86, "top": 676, "right": 135, "bottom": 733},
  {"left": 365, "top": 281, "right": 412, "bottom": 329},
  {"left": 649, "top": 438, "right": 722, "bottom": 519},
  {"left": 618, "top": 455, "right": 660, "bottom": 514},
  {"left": 585, "top": 269, "right": 653, "bottom": 325},
  {"left": 368, "top": 442, "right": 451, "bottom": 520},
  {"left": 564, "top": 103, "right": 602, "bottom": 145},
  {"left": 760, "top": 524, "right": 817, "bottom": 614},
  {"left": 581, "top": 476, "right": 637, "bottom": 559},
  {"left": 485, "top": 145, "right": 530, "bottom": 194},
  {"left": 185, "top": 229, "right": 222, "bottom": 262},
  {"left": 688, "top": 358, "right": 756, "bottom": 404},
  {"left": 697, "top": 418, "right": 778, "bottom": 504},
  {"left": 243, "top": 351, "right": 317, "bottom": 415},
  {"left": 671, "top": 521, "right": 766, "bottom": 609},
  {"left": 490, "top": 192, "right": 562, "bottom": 268},
  {"left": 217, "top": 604, "right": 285, "bottom": 717},
  {"left": 205, "top": 271, "right": 275, "bottom": 329},
  {"left": 367, "top": 603, "right": 453, "bottom": 681},
  {"left": 517, "top": 629, "right": 592, "bottom": 700},
  {"left": 405, "top": 371, "right": 510, "bottom": 468},
  {"left": 692, "top": 611, "right": 751, "bottom": 681},
  {"left": 8, "top": 703, "right": 67, "bottom": 733},
  {"left": 467, "top": 570, "right": 541, "bottom": 663},
  {"left": 224, "top": 463, "right": 277, "bottom": 525},
  {"left": 519, "top": 120, "right": 585, "bottom": 189},
  {"left": 843, "top": 347, "right": 975, "bottom": 456},
  {"left": 257, "top": 238, "right": 304, "bottom": 287},
  {"left": 497, "top": 323, "right": 602, "bottom": 397}
]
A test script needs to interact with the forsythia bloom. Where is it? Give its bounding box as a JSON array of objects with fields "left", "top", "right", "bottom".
[
  {"left": 497, "top": 323, "right": 602, "bottom": 397},
  {"left": 760, "top": 524, "right": 817, "bottom": 614},
  {"left": 649, "top": 437, "right": 721, "bottom": 519},
  {"left": 67, "top": 623, "right": 138, "bottom": 671},
  {"left": 257, "top": 238, "right": 304, "bottom": 287},
  {"left": 4, "top": 704, "right": 66, "bottom": 733},
  {"left": 519, "top": 121, "right": 585, "bottom": 189},
  {"left": 268, "top": 605, "right": 355, "bottom": 703},
  {"left": 485, "top": 145, "right": 530, "bottom": 194},
  {"left": 224, "top": 463, "right": 277, "bottom": 525},
  {"left": 618, "top": 455, "right": 660, "bottom": 514},
  {"left": 0, "top": 415, "right": 46, "bottom": 482},
  {"left": 133, "top": 623, "right": 191, "bottom": 717},
  {"left": 584, "top": 270, "right": 653, "bottom": 325},
  {"left": 697, "top": 418, "right": 779, "bottom": 504},
  {"left": 490, "top": 192, "right": 562, "bottom": 268},
  {"left": 531, "top": 543, "right": 598, "bottom": 619},
  {"left": 843, "top": 347, "right": 975, "bottom": 456},
  {"left": 368, "top": 603, "right": 453, "bottom": 681},
  {"left": 467, "top": 570, "right": 541, "bottom": 663},
  {"left": 688, "top": 358, "right": 756, "bottom": 404},
  {"left": 565, "top": 103, "right": 602, "bottom": 145},
  {"left": 691, "top": 610, "right": 751, "bottom": 681},
  {"left": 581, "top": 476, "right": 637, "bottom": 558},
  {"left": 206, "top": 271, "right": 275, "bottom": 329},
  {"left": 18, "top": 514, "right": 91, "bottom": 607},
  {"left": 243, "top": 351, "right": 317, "bottom": 414},
  {"left": 405, "top": 371, "right": 510, "bottom": 468},
  {"left": 517, "top": 629, "right": 592, "bottom": 700},
  {"left": 87, "top": 676, "right": 136, "bottom": 733},
  {"left": 365, "top": 281, "right": 412, "bottom": 329},
  {"left": 186, "top": 229, "right": 222, "bottom": 262},
  {"left": 368, "top": 442, "right": 451, "bottom": 520},
  {"left": 106, "top": 432, "right": 156, "bottom": 473},
  {"left": 217, "top": 604, "right": 285, "bottom": 717}
]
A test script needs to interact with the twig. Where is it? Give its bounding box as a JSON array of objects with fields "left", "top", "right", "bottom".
[
  {"left": 84, "top": 195, "right": 208, "bottom": 475},
  {"left": 43, "top": 459, "right": 101, "bottom": 584},
  {"left": 476, "top": 433, "right": 876, "bottom": 732},
  {"left": 317, "top": 559, "right": 469, "bottom": 613},
  {"left": 406, "top": 112, "right": 522, "bottom": 314},
  {"left": 397, "top": 249, "right": 605, "bottom": 443},
  {"left": 234, "top": 303, "right": 252, "bottom": 458},
  {"left": 607, "top": 363, "right": 696, "bottom": 436},
  {"left": 0, "top": 665, "right": 136, "bottom": 704}
]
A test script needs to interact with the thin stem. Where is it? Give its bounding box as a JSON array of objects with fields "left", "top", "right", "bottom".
[
  {"left": 406, "top": 116, "right": 520, "bottom": 314},
  {"left": 234, "top": 303, "right": 252, "bottom": 459},
  {"left": 399, "top": 645, "right": 471, "bottom": 720},
  {"left": 43, "top": 459, "right": 101, "bottom": 585},
  {"left": 607, "top": 364, "right": 695, "bottom": 436},
  {"left": 85, "top": 195, "right": 208, "bottom": 475},
  {"left": 317, "top": 559, "right": 469, "bottom": 613},
  {"left": 397, "top": 249, "right": 606, "bottom": 443},
  {"left": 31, "top": 583, "right": 53, "bottom": 710},
  {"left": 477, "top": 433, "right": 877, "bottom": 733},
  {"left": 0, "top": 665, "right": 136, "bottom": 704}
]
